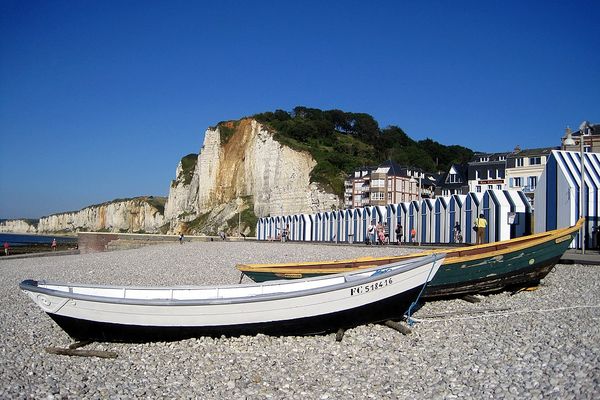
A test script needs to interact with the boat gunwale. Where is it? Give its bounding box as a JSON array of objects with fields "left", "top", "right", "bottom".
[{"left": 19, "top": 254, "right": 443, "bottom": 307}]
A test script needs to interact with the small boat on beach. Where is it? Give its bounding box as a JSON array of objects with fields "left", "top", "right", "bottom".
[
  {"left": 237, "top": 218, "right": 584, "bottom": 299},
  {"left": 20, "top": 254, "right": 444, "bottom": 342}
]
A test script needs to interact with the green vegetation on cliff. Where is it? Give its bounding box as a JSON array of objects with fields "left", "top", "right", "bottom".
[
  {"left": 173, "top": 153, "right": 198, "bottom": 186},
  {"left": 254, "top": 107, "right": 474, "bottom": 195}
]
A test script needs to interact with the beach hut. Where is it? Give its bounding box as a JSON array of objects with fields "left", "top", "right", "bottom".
[
  {"left": 434, "top": 197, "right": 450, "bottom": 244},
  {"left": 363, "top": 207, "right": 375, "bottom": 243},
  {"left": 502, "top": 190, "right": 532, "bottom": 239},
  {"left": 482, "top": 190, "right": 513, "bottom": 243},
  {"left": 396, "top": 202, "right": 410, "bottom": 244},
  {"left": 322, "top": 212, "right": 331, "bottom": 242},
  {"left": 256, "top": 218, "right": 265, "bottom": 240},
  {"left": 407, "top": 201, "right": 420, "bottom": 243},
  {"left": 448, "top": 194, "right": 466, "bottom": 243},
  {"left": 313, "top": 212, "right": 325, "bottom": 242},
  {"left": 343, "top": 209, "right": 354, "bottom": 243},
  {"left": 464, "top": 192, "right": 484, "bottom": 244},
  {"left": 387, "top": 204, "right": 398, "bottom": 243},
  {"left": 535, "top": 150, "right": 600, "bottom": 248},
  {"left": 353, "top": 208, "right": 365, "bottom": 243},
  {"left": 302, "top": 214, "right": 314, "bottom": 242},
  {"left": 335, "top": 210, "right": 346, "bottom": 243},
  {"left": 288, "top": 215, "right": 298, "bottom": 241},
  {"left": 420, "top": 199, "right": 435, "bottom": 244}
]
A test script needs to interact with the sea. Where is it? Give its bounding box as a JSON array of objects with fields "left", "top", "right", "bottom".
[{"left": 0, "top": 233, "right": 77, "bottom": 247}]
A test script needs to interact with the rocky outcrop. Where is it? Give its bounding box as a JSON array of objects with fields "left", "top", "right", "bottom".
[{"left": 163, "top": 119, "right": 340, "bottom": 234}]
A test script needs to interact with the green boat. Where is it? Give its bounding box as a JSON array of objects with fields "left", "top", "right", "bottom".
[{"left": 237, "top": 218, "right": 583, "bottom": 299}]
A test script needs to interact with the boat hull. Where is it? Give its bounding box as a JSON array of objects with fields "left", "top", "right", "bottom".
[
  {"left": 45, "top": 286, "right": 422, "bottom": 342},
  {"left": 239, "top": 221, "right": 581, "bottom": 298},
  {"left": 20, "top": 255, "right": 443, "bottom": 342}
]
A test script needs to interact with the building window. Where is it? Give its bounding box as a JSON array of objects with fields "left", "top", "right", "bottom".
[
  {"left": 514, "top": 177, "right": 522, "bottom": 187},
  {"left": 448, "top": 173, "right": 459, "bottom": 183},
  {"left": 387, "top": 192, "right": 392, "bottom": 201},
  {"left": 370, "top": 192, "right": 384, "bottom": 200},
  {"left": 476, "top": 185, "right": 481, "bottom": 192},
  {"left": 528, "top": 176, "right": 537, "bottom": 190},
  {"left": 371, "top": 179, "right": 385, "bottom": 188},
  {"left": 479, "top": 157, "right": 489, "bottom": 162},
  {"left": 498, "top": 156, "right": 506, "bottom": 161},
  {"left": 529, "top": 157, "right": 541, "bottom": 165},
  {"left": 488, "top": 185, "right": 493, "bottom": 190},
  {"left": 516, "top": 158, "right": 524, "bottom": 167},
  {"left": 497, "top": 185, "right": 502, "bottom": 190}
]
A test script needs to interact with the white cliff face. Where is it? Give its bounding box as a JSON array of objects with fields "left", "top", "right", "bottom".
[
  {"left": 164, "top": 161, "right": 197, "bottom": 221},
  {"left": 0, "top": 219, "right": 38, "bottom": 233},
  {"left": 164, "top": 118, "right": 340, "bottom": 231},
  {"left": 35, "top": 198, "right": 165, "bottom": 233},
  {"left": 244, "top": 121, "right": 339, "bottom": 216}
]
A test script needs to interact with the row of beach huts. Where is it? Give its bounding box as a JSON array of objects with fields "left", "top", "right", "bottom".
[
  {"left": 257, "top": 151, "right": 600, "bottom": 249},
  {"left": 257, "top": 190, "right": 531, "bottom": 245}
]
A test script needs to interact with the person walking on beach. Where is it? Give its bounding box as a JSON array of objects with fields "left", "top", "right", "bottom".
[
  {"left": 453, "top": 222, "right": 462, "bottom": 243},
  {"left": 51, "top": 238, "right": 57, "bottom": 251},
  {"left": 3, "top": 242, "right": 9, "bottom": 256},
  {"left": 383, "top": 222, "right": 390, "bottom": 244},
  {"left": 366, "top": 222, "right": 375, "bottom": 245},
  {"left": 475, "top": 214, "right": 487, "bottom": 245},
  {"left": 179, "top": 233, "right": 184, "bottom": 244},
  {"left": 410, "top": 228, "right": 416, "bottom": 244},
  {"left": 376, "top": 222, "right": 385, "bottom": 245},
  {"left": 395, "top": 224, "right": 403, "bottom": 245}
]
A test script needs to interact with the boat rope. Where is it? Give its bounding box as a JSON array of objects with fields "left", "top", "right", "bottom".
[
  {"left": 404, "top": 254, "right": 439, "bottom": 327},
  {"left": 410, "top": 304, "right": 600, "bottom": 324}
]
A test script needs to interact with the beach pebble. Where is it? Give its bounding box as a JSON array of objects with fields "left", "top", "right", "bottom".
[{"left": 0, "top": 241, "right": 598, "bottom": 398}]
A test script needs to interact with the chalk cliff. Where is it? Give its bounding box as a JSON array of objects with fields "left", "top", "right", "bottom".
[
  {"left": 0, "top": 219, "right": 38, "bottom": 233},
  {"left": 163, "top": 119, "right": 340, "bottom": 234},
  {"left": 2, "top": 118, "right": 340, "bottom": 235},
  {"left": 2, "top": 197, "right": 165, "bottom": 234}
]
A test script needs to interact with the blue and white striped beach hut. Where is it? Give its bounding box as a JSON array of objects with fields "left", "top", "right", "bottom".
[
  {"left": 351, "top": 208, "right": 364, "bottom": 243},
  {"left": 448, "top": 194, "right": 466, "bottom": 243},
  {"left": 501, "top": 190, "right": 532, "bottom": 238},
  {"left": 420, "top": 199, "right": 435, "bottom": 244},
  {"left": 535, "top": 150, "right": 600, "bottom": 249},
  {"left": 464, "top": 192, "right": 484, "bottom": 243},
  {"left": 387, "top": 204, "right": 398, "bottom": 243},
  {"left": 434, "top": 197, "right": 450, "bottom": 243},
  {"left": 256, "top": 218, "right": 266, "bottom": 240},
  {"left": 482, "top": 190, "right": 513, "bottom": 243},
  {"left": 408, "top": 201, "right": 420, "bottom": 243},
  {"left": 396, "top": 202, "right": 410, "bottom": 244},
  {"left": 343, "top": 209, "right": 354, "bottom": 243}
]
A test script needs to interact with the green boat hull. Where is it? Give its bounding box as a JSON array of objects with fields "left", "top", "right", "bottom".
[{"left": 243, "top": 230, "right": 576, "bottom": 298}]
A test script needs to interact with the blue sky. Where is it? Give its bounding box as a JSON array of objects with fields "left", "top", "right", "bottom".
[{"left": 1, "top": 0, "right": 599, "bottom": 219}]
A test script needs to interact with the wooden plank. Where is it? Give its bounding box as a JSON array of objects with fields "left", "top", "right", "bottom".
[
  {"left": 383, "top": 320, "right": 412, "bottom": 335},
  {"left": 45, "top": 347, "right": 118, "bottom": 359}
]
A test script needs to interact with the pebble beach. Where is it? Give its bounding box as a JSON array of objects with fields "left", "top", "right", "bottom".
[{"left": 1, "top": 241, "right": 599, "bottom": 399}]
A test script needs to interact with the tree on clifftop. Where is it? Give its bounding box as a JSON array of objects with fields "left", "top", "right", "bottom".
[{"left": 253, "top": 107, "right": 474, "bottom": 196}]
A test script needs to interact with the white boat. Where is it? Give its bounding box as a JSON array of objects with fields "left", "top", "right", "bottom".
[{"left": 19, "top": 254, "right": 444, "bottom": 342}]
